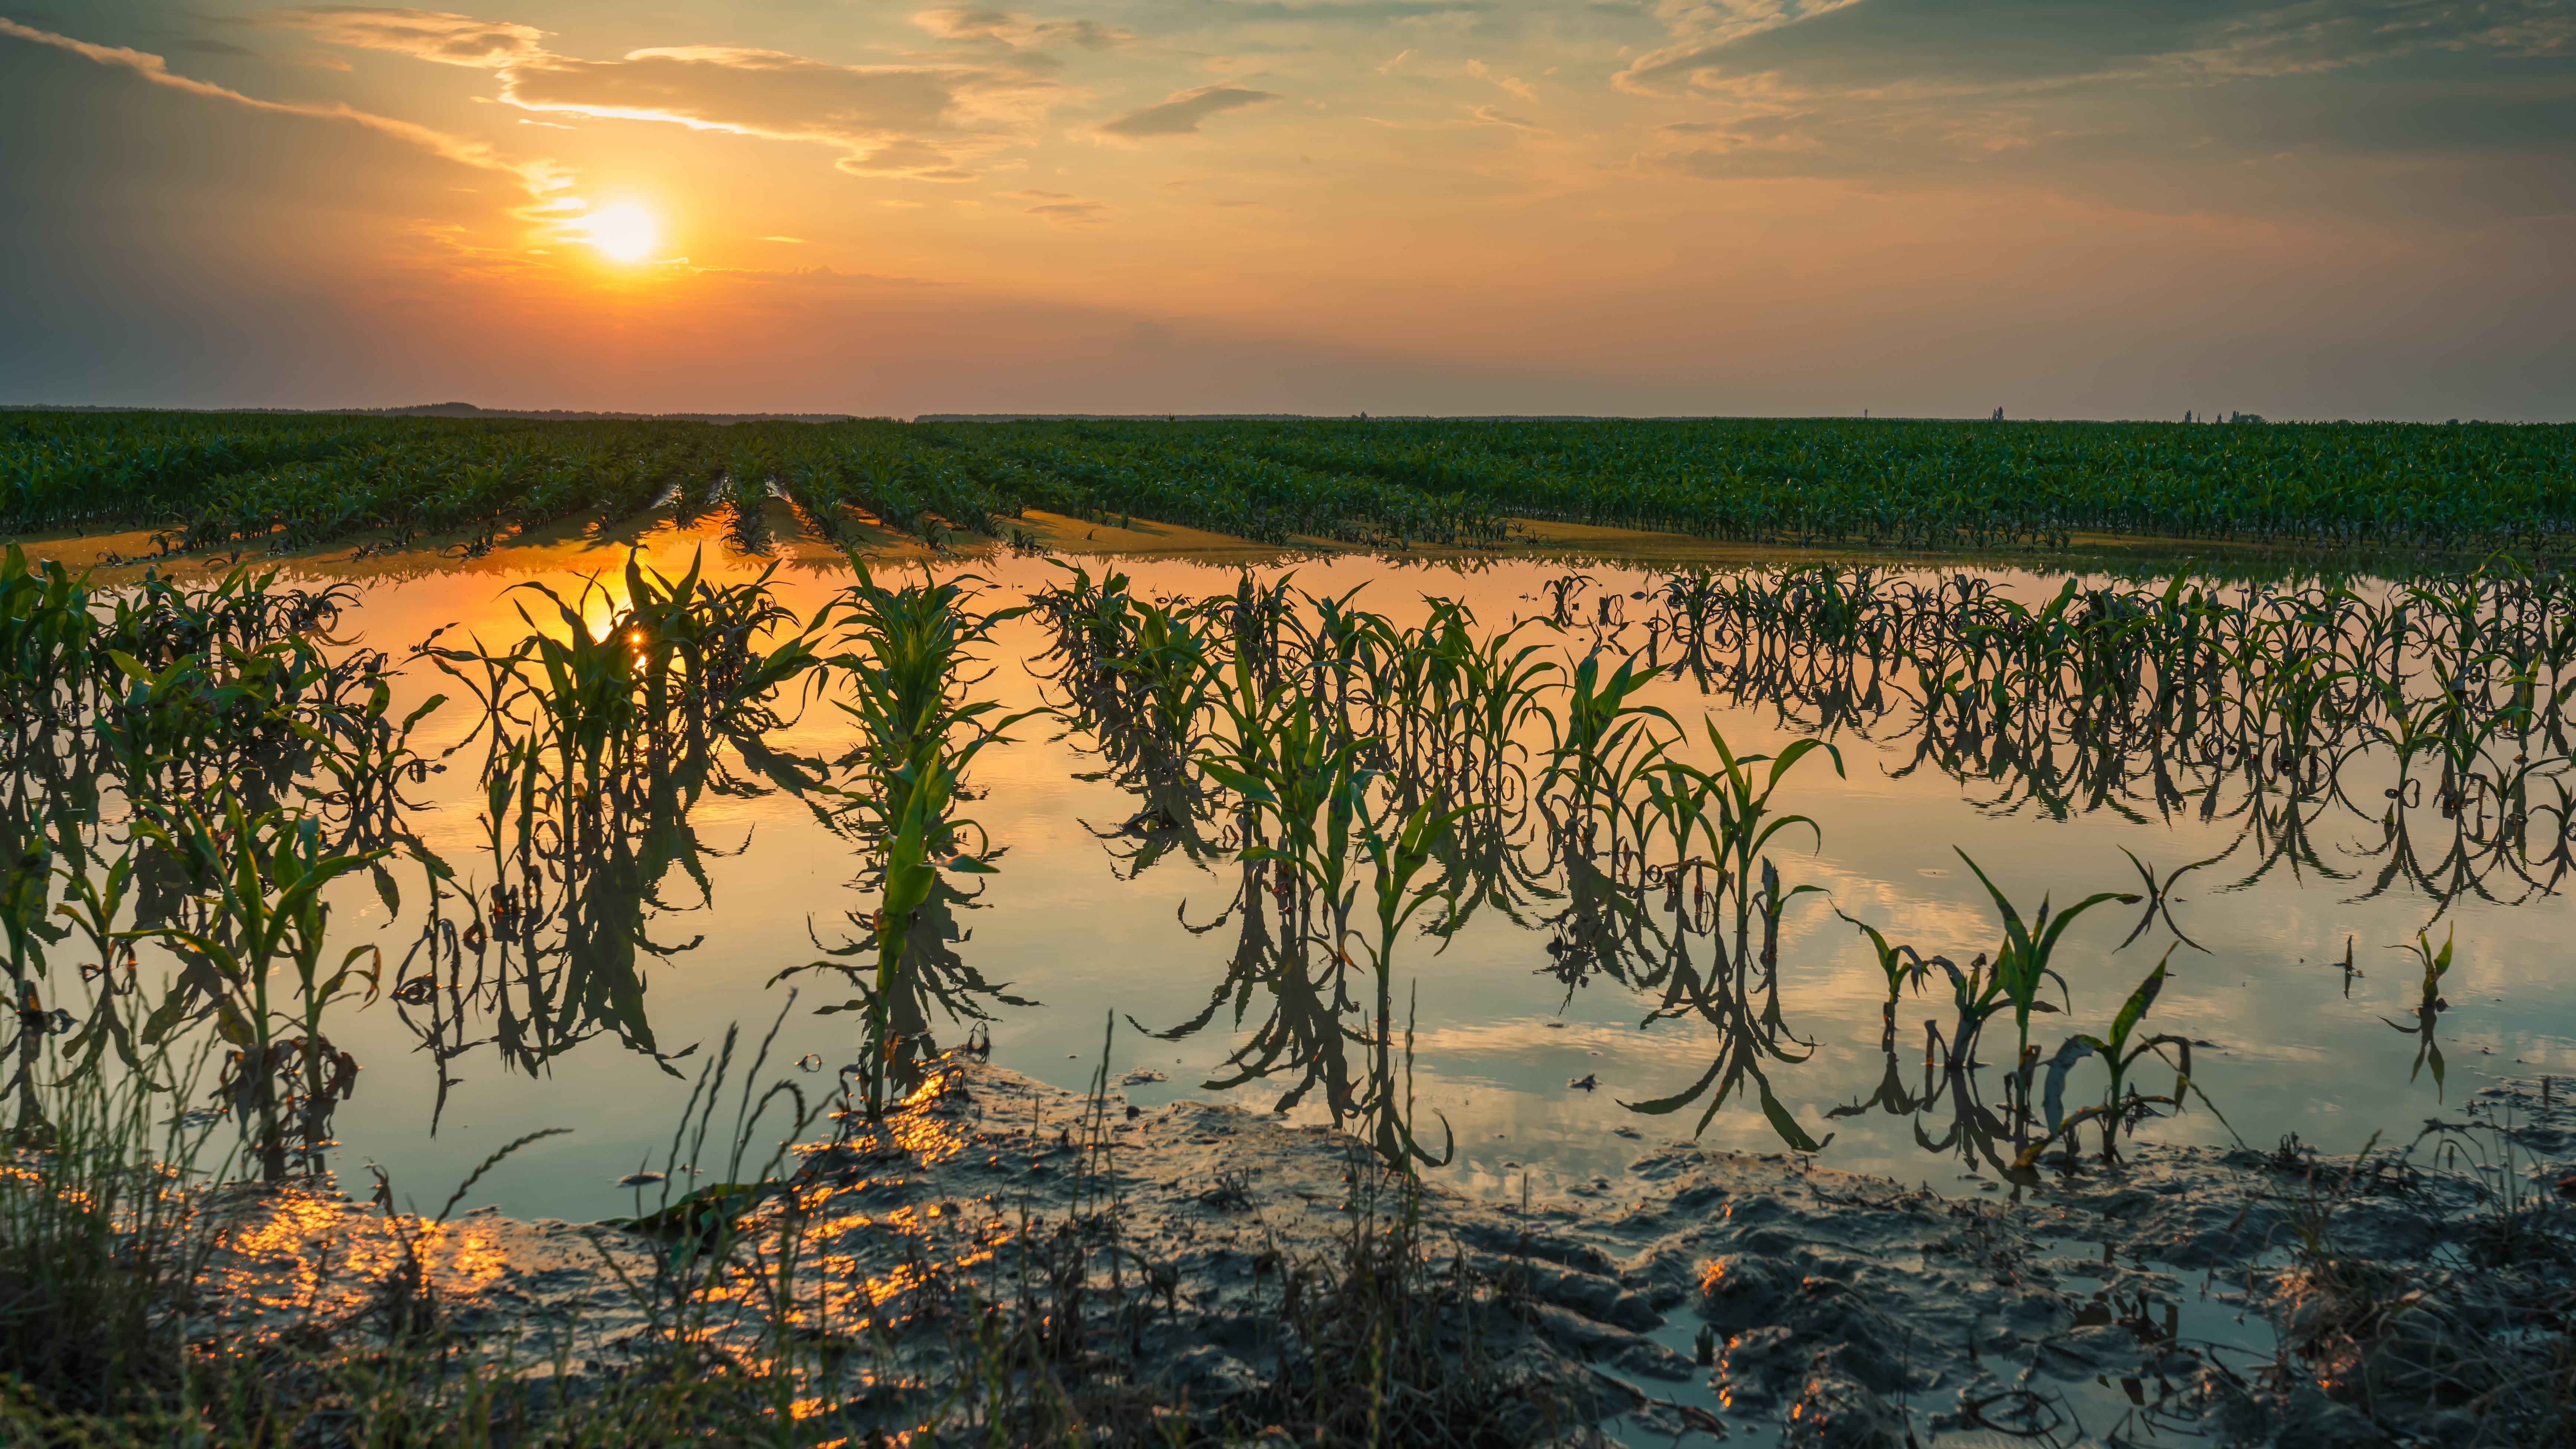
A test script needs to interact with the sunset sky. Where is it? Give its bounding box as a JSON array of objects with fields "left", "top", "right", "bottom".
[{"left": 3, "top": 1, "right": 2571, "bottom": 419}]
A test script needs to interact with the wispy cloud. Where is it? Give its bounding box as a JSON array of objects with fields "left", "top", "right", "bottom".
[
  {"left": 1026, "top": 200, "right": 1109, "bottom": 225},
  {"left": 912, "top": 8, "right": 1132, "bottom": 52},
  {"left": 1464, "top": 59, "right": 1535, "bottom": 101},
  {"left": 1001, "top": 187, "right": 1111, "bottom": 225},
  {"left": 256, "top": 9, "right": 1065, "bottom": 180},
  {"left": 1097, "top": 82, "right": 1278, "bottom": 138},
  {"left": 0, "top": 17, "right": 568, "bottom": 201},
  {"left": 1618, "top": 0, "right": 2576, "bottom": 98},
  {"left": 1468, "top": 104, "right": 1541, "bottom": 131},
  {"left": 259, "top": 6, "right": 548, "bottom": 68},
  {"left": 499, "top": 47, "right": 1057, "bottom": 179}
]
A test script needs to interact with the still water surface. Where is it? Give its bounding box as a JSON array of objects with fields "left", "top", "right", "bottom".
[{"left": 268, "top": 538, "right": 2569, "bottom": 1222}]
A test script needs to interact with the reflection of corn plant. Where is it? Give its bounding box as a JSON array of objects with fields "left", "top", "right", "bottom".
[
  {"left": 413, "top": 552, "right": 833, "bottom": 1077},
  {"left": 51, "top": 853, "right": 145, "bottom": 1080},
  {"left": 128, "top": 796, "right": 384, "bottom": 1180},
  {"left": 292, "top": 672, "right": 447, "bottom": 853},
  {"left": 1192, "top": 639, "right": 1480, "bottom": 1167},
  {"left": 1195, "top": 658, "right": 1376, "bottom": 1112},
  {"left": 0, "top": 826, "right": 65, "bottom": 1129}
]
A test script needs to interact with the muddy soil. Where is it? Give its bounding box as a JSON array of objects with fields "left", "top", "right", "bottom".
[{"left": 195, "top": 1062, "right": 2575, "bottom": 1446}]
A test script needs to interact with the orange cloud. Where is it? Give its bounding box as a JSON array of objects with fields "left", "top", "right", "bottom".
[
  {"left": 912, "top": 8, "right": 1131, "bottom": 52},
  {"left": 259, "top": 8, "right": 1064, "bottom": 181},
  {"left": 1097, "top": 83, "right": 1276, "bottom": 139},
  {"left": 1000, "top": 188, "right": 1111, "bottom": 226},
  {"left": 260, "top": 6, "right": 548, "bottom": 68}
]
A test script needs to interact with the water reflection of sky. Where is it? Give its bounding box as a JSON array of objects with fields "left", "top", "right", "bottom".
[{"left": 278, "top": 534, "right": 2573, "bottom": 1223}]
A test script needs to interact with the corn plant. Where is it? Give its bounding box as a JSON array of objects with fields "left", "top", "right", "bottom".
[
  {"left": 823, "top": 561, "right": 1035, "bottom": 1119},
  {"left": 127, "top": 794, "right": 385, "bottom": 1180},
  {"left": 2382, "top": 925, "right": 2455, "bottom": 1094},
  {"left": 2016, "top": 951, "right": 2233, "bottom": 1170},
  {"left": 1951, "top": 849, "right": 2140, "bottom": 1080}
]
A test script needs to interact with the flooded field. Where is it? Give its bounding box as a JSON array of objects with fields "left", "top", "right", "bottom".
[
  {"left": 14, "top": 513, "right": 2576, "bottom": 1444},
  {"left": 15, "top": 525, "right": 2564, "bottom": 1222}
]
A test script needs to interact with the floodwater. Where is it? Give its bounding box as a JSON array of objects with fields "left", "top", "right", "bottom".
[{"left": 109, "top": 530, "right": 2572, "bottom": 1223}]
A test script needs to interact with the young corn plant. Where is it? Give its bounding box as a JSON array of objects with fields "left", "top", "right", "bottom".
[
  {"left": 128, "top": 794, "right": 386, "bottom": 1181},
  {"left": 1691, "top": 724, "right": 1844, "bottom": 970},
  {"left": 826, "top": 561, "right": 1035, "bottom": 1119},
  {"left": 1351, "top": 789, "right": 1475, "bottom": 1168},
  {"left": 2016, "top": 951, "right": 2235, "bottom": 1170},
  {"left": 1950, "top": 849, "right": 2140, "bottom": 1089},
  {"left": 2382, "top": 925, "right": 2454, "bottom": 1095},
  {"left": 1836, "top": 909, "right": 1930, "bottom": 1045},
  {"left": 1194, "top": 653, "right": 1374, "bottom": 1123}
]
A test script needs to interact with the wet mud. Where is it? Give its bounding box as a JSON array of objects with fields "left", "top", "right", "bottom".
[{"left": 193, "top": 1060, "right": 2576, "bottom": 1446}]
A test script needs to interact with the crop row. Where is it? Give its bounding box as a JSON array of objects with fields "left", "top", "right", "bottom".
[{"left": 6, "top": 409, "right": 2573, "bottom": 556}]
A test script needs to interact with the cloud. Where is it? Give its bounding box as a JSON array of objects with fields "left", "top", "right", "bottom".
[
  {"left": 912, "top": 8, "right": 1131, "bottom": 51},
  {"left": 1000, "top": 187, "right": 1109, "bottom": 224},
  {"left": 0, "top": 17, "right": 568, "bottom": 200},
  {"left": 499, "top": 46, "right": 1061, "bottom": 180},
  {"left": 1468, "top": 104, "right": 1540, "bottom": 130},
  {"left": 259, "top": 6, "right": 548, "bottom": 68},
  {"left": 1606, "top": 0, "right": 2576, "bottom": 188},
  {"left": 258, "top": 9, "right": 1064, "bottom": 180},
  {"left": 1098, "top": 82, "right": 1278, "bottom": 138},
  {"left": 1616, "top": 0, "right": 2576, "bottom": 97},
  {"left": 1464, "top": 58, "right": 1535, "bottom": 100},
  {"left": 1376, "top": 47, "right": 1415, "bottom": 73},
  {"left": 1026, "top": 200, "right": 1110, "bottom": 225}
]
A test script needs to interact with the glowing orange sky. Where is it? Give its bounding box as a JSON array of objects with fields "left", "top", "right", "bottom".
[{"left": 2, "top": 1, "right": 2572, "bottom": 419}]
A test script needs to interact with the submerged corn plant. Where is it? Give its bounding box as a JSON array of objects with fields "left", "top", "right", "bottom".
[
  {"left": 126, "top": 793, "right": 385, "bottom": 1181},
  {"left": 2382, "top": 925, "right": 2456, "bottom": 1094},
  {"left": 2014, "top": 950, "right": 2234, "bottom": 1171},
  {"left": 414, "top": 549, "right": 834, "bottom": 1081},
  {"left": 812, "top": 560, "right": 1037, "bottom": 1120},
  {"left": 1943, "top": 852, "right": 2136, "bottom": 1071}
]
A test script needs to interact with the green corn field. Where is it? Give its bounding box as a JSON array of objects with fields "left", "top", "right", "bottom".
[{"left": 7, "top": 411, "right": 2573, "bottom": 558}]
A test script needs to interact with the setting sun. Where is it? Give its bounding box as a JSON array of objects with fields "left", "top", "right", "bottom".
[{"left": 578, "top": 205, "right": 656, "bottom": 263}]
